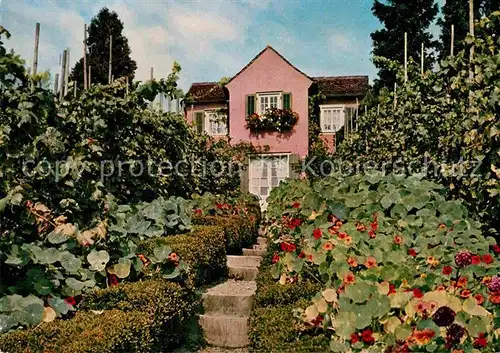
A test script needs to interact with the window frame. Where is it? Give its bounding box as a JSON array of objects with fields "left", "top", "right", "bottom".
[
  {"left": 256, "top": 91, "right": 282, "bottom": 115},
  {"left": 248, "top": 154, "right": 290, "bottom": 210},
  {"left": 204, "top": 109, "right": 228, "bottom": 136},
  {"left": 319, "top": 104, "right": 345, "bottom": 133}
]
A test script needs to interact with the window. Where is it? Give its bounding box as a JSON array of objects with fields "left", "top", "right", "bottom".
[
  {"left": 320, "top": 105, "right": 345, "bottom": 133},
  {"left": 249, "top": 155, "right": 289, "bottom": 210},
  {"left": 205, "top": 110, "right": 227, "bottom": 136},
  {"left": 257, "top": 92, "right": 282, "bottom": 115}
]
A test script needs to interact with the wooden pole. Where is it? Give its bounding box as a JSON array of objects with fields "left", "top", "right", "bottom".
[
  {"left": 88, "top": 65, "right": 92, "bottom": 87},
  {"left": 83, "top": 24, "right": 88, "bottom": 90},
  {"left": 451, "top": 24, "right": 455, "bottom": 56},
  {"left": 421, "top": 43, "right": 425, "bottom": 75},
  {"left": 150, "top": 67, "right": 154, "bottom": 80},
  {"left": 32, "top": 22, "right": 40, "bottom": 90},
  {"left": 377, "top": 104, "right": 380, "bottom": 116},
  {"left": 404, "top": 32, "right": 408, "bottom": 83},
  {"left": 469, "top": 0, "right": 474, "bottom": 80},
  {"left": 108, "top": 35, "right": 112, "bottom": 84},
  {"left": 65, "top": 49, "right": 70, "bottom": 96},
  {"left": 354, "top": 99, "right": 359, "bottom": 132},
  {"left": 393, "top": 82, "right": 397, "bottom": 110},
  {"left": 125, "top": 76, "right": 129, "bottom": 96},
  {"left": 73, "top": 82, "right": 76, "bottom": 98},
  {"left": 54, "top": 73, "right": 59, "bottom": 94},
  {"left": 60, "top": 50, "right": 67, "bottom": 100}
]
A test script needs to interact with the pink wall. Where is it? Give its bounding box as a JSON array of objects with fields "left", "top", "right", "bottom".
[
  {"left": 184, "top": 102, "right": 226, "bottom": 124},
  {"left": 225, "top": 48, "right": 313, "bottom": 157}
]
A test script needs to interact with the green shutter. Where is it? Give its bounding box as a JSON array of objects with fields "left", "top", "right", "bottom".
[
  {"left": 283, "top": 93, "right": 292, "bottom": 110},
  {"left": 246, "top": 95, "right": 255, "bottom": 116},
  {"left": 195, "top": 112, "right": 204, "bottom": 134}
]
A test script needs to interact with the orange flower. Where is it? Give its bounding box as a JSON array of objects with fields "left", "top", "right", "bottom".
[
  {"left": 336, "top": 220, "right": 343, "bottom": 227},
  {"left": 482, "top": 276, "right": 492, "bottom": 285},
  {"left": 412, "top": 329, "right": 435, "bottom": 345},
  {"left": 168, "top": 252, "right": 179, "bottom": 262},
  {"left": 460, "top": 289, "right": 471, "bottom": 298},
  {"left": 457, "top": 276, "right": 467, "bottom": 288},
  {"left": 365, "top": 256, "right": 377, "bottom": 269},
  {"left": 436, "top": 285, "right": 446, "bottom": 291},
  {"left": 426, "top": 256, "right": 440, "bottom": 267},
  {"left": 356, "top": 223, "right": 367, "bottom": 232},
  {"left": 415, "top": 301, "right": 428, "bottom": 314},
  {"left": 328, "top": 226, "right": 338, "bottom": 235},
  {"left": 489, "top": 292, "right": 500, "bottom": 304},
  {"left": 338, "top": 232, "right": 347, "bottom": 239},
  {"left": 323, "top": 242, "right": 334, "bottom": 251},
  {"left": 344, "top": 236, "right": 353, "bottom": 246},
  {"left": 438, "top": 223, "right": 447, "bottom": 230},
  {"left": 475, "top": 293, "right": 485, "bottom": 305},
  {"left": 347, "top": 257, "right": 358, "bottom": 267},
  {"left": 394, "top": 235, "right": 403, "bottom": 245},
  {"left": 344, "top": 272, "right": 356, "bottom": 284}
]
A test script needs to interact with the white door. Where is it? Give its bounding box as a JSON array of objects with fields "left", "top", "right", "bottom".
[{"left": 249, "top": 155, "right": 289, "bottom": 210}]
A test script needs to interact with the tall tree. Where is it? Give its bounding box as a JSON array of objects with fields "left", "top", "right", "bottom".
[
  {"left": 71, "top": 7, "right": 137, "bottom": 87},
  {"left": 371, "top": 0, "right": 439, "bottom": 89}
]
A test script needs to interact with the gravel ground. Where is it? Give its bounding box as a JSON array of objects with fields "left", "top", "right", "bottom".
[{"left": 205, "top": 279, "right": 257, "bottom": 296}]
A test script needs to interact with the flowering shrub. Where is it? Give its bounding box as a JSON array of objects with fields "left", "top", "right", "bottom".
[
  {"left": 245, "top": 108, "right": 299, "bottom": 133},
  {"left": 190, "top": 192, "right": 261, "bottom": 221},
  {"left": 266, "top": 172, "right": 500, "bottom": 352}
]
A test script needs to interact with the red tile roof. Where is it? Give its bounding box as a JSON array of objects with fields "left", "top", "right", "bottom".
[
  {"left": 313, "top": 76, "right": 369, "bottom": 97},
  {"left": 186, "top": 82, "right": 227, "bottom": 103}
]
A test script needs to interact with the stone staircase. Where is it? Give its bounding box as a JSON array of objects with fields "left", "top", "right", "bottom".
[{"left": 199, "top": 236, "right": 267, "bottom": 348}]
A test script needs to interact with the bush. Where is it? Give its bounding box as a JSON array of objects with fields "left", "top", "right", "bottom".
[
  {"left": 0, "top": 309, "right": 152, "bottom": 353},
  {"left": 138, "top": 225, "right": 227, "bottom": 287},
  {"left": 248, "top": 300, "right": 330, "bottom": 353},
  {"left": 266, "top": 172, "right": 500, "bottom": 352},
  {"left": 192, "top": 215, "right": 257, "bottom": 254}
]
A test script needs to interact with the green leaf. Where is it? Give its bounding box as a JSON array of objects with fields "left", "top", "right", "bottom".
[
  {"left": 163, "top": 266, "right": 180, "bottom": 279},
  {"left": 87, "top": 250, "right": 110, "bottom": 271},
  {"left": 153, "top": 245, "right": 172, "bottom": 262},
  {"left": 60, "top": 252, "right": 81, "bottom": 273},
  {"left": 0, "top": 314, "right": 17, "bottom": 334},
  {"left": 112, "top": 262, "right": 131, "bottom": 279},
  {"left": 66, "top": 278, "right": 85, "bottom": 291},
  {"left": 47, "top": 231, "right": 69, "bottom": 244},
  {"left": 48, "top": 297, "right": 70, "bottom": 315}
]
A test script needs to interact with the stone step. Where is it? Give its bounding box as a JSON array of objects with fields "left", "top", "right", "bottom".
[
  {"left": 227, "top": 255, "right": 262, "bottom": 268},
  {"left": 257, "top": 237, "right": 268, "bottom": 246},
  {"left": 253, "top": 244, "right": 267, "bottom": 251},
  {"left": 228, "top": 266, "right": 259, "bottom": 281},
  {"left": 242, "top": 248, "right": 266, "bottom": 257},
  {"left": 199, "top": 314, "right": 249, "bottom": 348},
  {"left": 202, "top": 281, "right": 256, "bottom": 317}
]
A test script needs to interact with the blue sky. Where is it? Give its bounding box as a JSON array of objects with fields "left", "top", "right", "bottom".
[{"left": 1, "top": 0, "right": 441, "bottom": 91}]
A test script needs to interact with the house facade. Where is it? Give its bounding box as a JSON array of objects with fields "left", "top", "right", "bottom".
[{"left": 185, "top": 46, "right": 368, "bottom": 208}]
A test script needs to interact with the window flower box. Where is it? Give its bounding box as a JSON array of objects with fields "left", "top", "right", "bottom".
[{"left": 245, "top": 108, "right": 299, "bottom": 133}]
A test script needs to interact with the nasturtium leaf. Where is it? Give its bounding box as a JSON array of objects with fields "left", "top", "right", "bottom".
[
  {"left": 315, "top": 297, "right": 328, "bottom": 313},
  {"left": 60, "top": 252, "right": 81, "bottom": 272},
  {"left": 19, "top": 303, "right": 44, "bottom": 325},
  {"left": 42, "top": 307, "right": 56, "bottom": 323},
  {"left": 47, "top": 231, "right": 69, "bottom": 244},
  {"left": 305, "top": 305, "right": 319, "bottom": 321},
  {"left": 334, "top": 311, "right": 357, "bottom": 339},
  {"left": 48, "top": 297, "right": 69, "bottom": 315},
  {"left": 385, "top": 316, "right": 402, "bottom": 333},
  {"left": 163, "top": 266, "right": 180, "bottom": 279},
  {"left": 33, "top": 247, "right": 61, "bottom": 264},
  {"left": 153, "top": 245, "right": 171, "bottom": 262},
  {"left": 322, "top": 288, "right": 338, "bottom": 303},
  {"left": 0, "top": 314, "right": 17, "bottom": 334},
  {"left": 395, "top": 324, "right": 412, "bottom": 340},
  {"left": 463, "top": 297, "right": 490, "bottom": 316},
  {"left": 66, "top": 278, "right": 85, "bottom": 291},
  {"left": 330, "top": 339, "right": 349, "bottom": 352},
  {"left": 466, "top": 316, "right": 487, "bottom": 336},
  {"left": 87, "top": 250, "right": 109, "bottom": 271},
  {"left": 112, "top": 262, "right": 131, "bottom": 279}
]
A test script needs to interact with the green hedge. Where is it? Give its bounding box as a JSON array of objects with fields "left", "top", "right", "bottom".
[
  {"left": 248, "top": 301, "right": 330, "bottom": 353},
  {"left": 192, "top": 215, "right": 257, "bottom": 254},
  {"left": 138, "top": 225, "right": 227, "bottom": 287},
  {"left": 249, "top": 241, "right": 328, "bottom": 352},
  {"left": 0, "top": 279, "right": 196, "bottom": 353}
]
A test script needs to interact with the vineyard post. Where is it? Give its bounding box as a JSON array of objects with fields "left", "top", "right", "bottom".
[
  {"left": 451, "top": 24, "right": 455, "bottom": 56},
  {"left": 65, "top": 49, "right": 70, "bottom": 96},
  {"left": 421, "top": 43, "right": 425, "bottom": 75},
  {"left": 59, "top": 49, "right": 67, "bottom": 100},
  {"left": 469, "top": 0, "right": 474, "bottom": 80},
  {"left": 108, "top": 35, "right": 112, "bottom": 84},
  {"left": 88, "top": 65, "right": 92, "bottom": 87},
  {"left": 404, "top": 32, "right": 408, "bottom": 83},
  {"left": 32, "top": 22, "right": 40, "bottom": 91},
  {"left": 83, "top": 24, "right": 88, "bottom": 90},
  {"left": 54, "top": 73, "right": 59, "bottom": 94}
]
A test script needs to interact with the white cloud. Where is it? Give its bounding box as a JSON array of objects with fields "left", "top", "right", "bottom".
[{"left": 329, "top": 32, "right": 359, "bottom": 53}]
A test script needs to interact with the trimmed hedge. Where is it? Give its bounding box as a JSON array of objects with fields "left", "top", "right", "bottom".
[
  {"left": 249, "top": 240, "right": 329, "bottom": 352},
  {"left": 0, "top": 279, "right": 196, "bottom": 353},
  {"left": 248, "top": 301, "right": 330, "bottom": 353},
  {"left": 192, "top": 215, "right": 257, "bottom": 254},
  {"left": 138, "top": 225, "right": 227, "bottom": 287}
]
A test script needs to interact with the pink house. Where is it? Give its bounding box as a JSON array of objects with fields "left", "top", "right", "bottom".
[{"left": 185, "top": 46, "right": 368, "bottom": 207}]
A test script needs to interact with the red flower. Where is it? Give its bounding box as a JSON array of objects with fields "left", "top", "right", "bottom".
[
  {"left": 442, "top": 266, "right": 453, "bottom": 275},
  {"left": 408, "top": 248, "right": 417, "bottom": 257},
  {"left": 193, "top": 209, "right": 202, "bottom": 215},
  {"left": 473, "top": 333, "right": 487, "bottom": 348},
  {"left": 361, "top": 329, "right": 375, "bottom": 344},
  {"left": 475, "top": 293, "right": 485, "bottom": 305},
  {"left": 272, "top": 253, "right": 280, "bottom": 264},
  {"left": 368, "top": 230, "right": 376, "bottom": 239},
  {"left": 492, "top": 244, "right": 500, "bottom": 254},
  {"left": 87, "top": 137, "right": 95, "bottom": 145},
  {"left": 460, "top": 289, "right": 471, "bottom": 298},
  {"left": 289, "top": 218, "right": 303, "bottom": 230},
  {"left": 472, "top": 255, "right": 481, "bottom": 265},
  {"left": 350, "top": 333, "right": 360, "bottom": 344},
  {"left": 311, "top": 315, "right": 323, "bottom": 326},
  {"left": 313, "top": 229, "right": 322, "bottom": 240},
  {"left": 108, "top": 274, "right": 119, "bottom": 287},
  {"left": 482, "top": 254, "right": 494, "bottom": 264},
  {"left": 64, "top": 296, "right": 76, "bottom": 306},
  {"left": 489, "top": 292, "right": 500, "bottom": 304},
  {"left": 370, "top": 221, "right": 378, "bottom": 232},
  {"left": 413, "top": 288, "right": 424, "bottom": 299},
  {"left": 292, "top": 202, "right": 300, "bottom": 209},
  {"left": 298, "top": 251, "right": 305, "bottom": 259},
  {"left": 356, "top": 223, "right": 366, "bottom": 232},
  {"left": 338, "top": 232, "right": 348, "bottom": 240},
  {"left": 394, "top": 236, "right": 403, "bottom": 245},
  {"left": 365, "top": 256, "right": 377, "bottom": 269},
  {"left": 280, "top": 242, "right": 288, "bottom": 251},
  {"left": 216, "top": 203, "right": 223, "bottom": 209},
  {"left": 388, "top": 283, "right": 396, "bottom": 295},
  {"left": 287, "top": 243, "right": 297, "bottom": 252}
]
